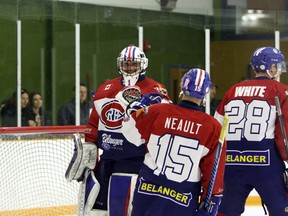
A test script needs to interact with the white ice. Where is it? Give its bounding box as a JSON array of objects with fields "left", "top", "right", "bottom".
[{"left": 243, "top": 206, "right": 267, "bottom": 216}]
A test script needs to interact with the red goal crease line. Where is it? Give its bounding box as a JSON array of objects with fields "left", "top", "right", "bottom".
[{"left": 0, "top": 196, "right": 262, "bottom": 215}]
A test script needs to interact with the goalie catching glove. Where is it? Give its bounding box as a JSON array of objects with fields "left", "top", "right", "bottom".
[
  {"left": 65, "top": 134, "right": 97, "bottom": 182},
  {"left": 126, "top": 93, "right": 164, "bottom": 115},
  {"left": 115, "top": 85, "right": 142, "bottom": 110},
  {"left": 195, "top": 195, "right": 222, "bottom": 216}
]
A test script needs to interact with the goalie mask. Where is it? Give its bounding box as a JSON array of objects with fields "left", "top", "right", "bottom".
[
  {"left": 250, "top": 47, "right": 286, "bottom": 78},
  {"left": 117, "top": 45, "right": 148, "bottom": 86},
  {"left": 180, "top": 68, "right": 211, "bottom": 99}
]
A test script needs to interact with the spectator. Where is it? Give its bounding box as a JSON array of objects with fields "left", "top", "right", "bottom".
[
  {"left": 215, "top": 46, "right": 288, "bottom": 216},
  {"left": 209, "top": 83, "right": 221, "bottom": 116},
  {"left": 27, "top": 92, "right": 51, "bottom": 126},
  {"left": 57, "top": 83, "right": 90, "bottom": 125},
  {"left": 0, "top": 89, "right": 30, "bottom": 126}
]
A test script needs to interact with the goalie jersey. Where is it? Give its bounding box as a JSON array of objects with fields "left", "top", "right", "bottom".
[
  {"left": 122, "top": 101, "right": 225, "bottom": 214},
  {"left": 214, "top": 77, "right": 288, "bottom": 183},
  {"left": 85, "top": 76, "right": 170, "bottom": 162}
]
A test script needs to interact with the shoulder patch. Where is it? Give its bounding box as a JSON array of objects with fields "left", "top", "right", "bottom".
[
  {"left": 154, "top": 84, "right": 168, "bottom": 96},
  {"left": 104, "top": 84, "right": 112, "bottom": 90}
]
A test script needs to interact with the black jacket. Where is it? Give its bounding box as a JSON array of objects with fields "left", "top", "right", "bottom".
[{"left": 57, "top": 98, "right": 89, "bottom": 125}]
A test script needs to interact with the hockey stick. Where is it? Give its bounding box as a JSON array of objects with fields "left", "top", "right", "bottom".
[
  {"left": 204, "top": 115, "right": 229, "bottom": 210},
  {"left": 78, "top": 169, "right": 89, "bottom": 216},
  {"left": 274, "top": 96, "right": 288, "bottom": 157}
]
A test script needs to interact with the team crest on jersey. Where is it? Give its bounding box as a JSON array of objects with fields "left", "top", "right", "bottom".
[{"left": 100, "top": 99, "right": 125, "bottom": 130}]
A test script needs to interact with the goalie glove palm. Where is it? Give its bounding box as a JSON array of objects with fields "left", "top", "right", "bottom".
[
  {"left": 126, "top": 93, "right": 163, "bottom": 115},
  {"left": 115, "top": 85, "right": 142, "bottom": 110},
  {"left": 195, "top": 195, "right": 222, "bottom": 216}
]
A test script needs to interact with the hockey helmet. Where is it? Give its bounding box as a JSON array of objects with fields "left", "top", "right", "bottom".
[
  {"left": 180, "top": 68, "right": 211, "bottom": 99},
  {"left": 250, "top": 47, "right": 286, "bottom": 75},
  {"left": 117, "top": 45, "right": 148, "bottom": 86}
]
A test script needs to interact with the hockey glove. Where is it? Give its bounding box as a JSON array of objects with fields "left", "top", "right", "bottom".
[
  {"left": 126, "top": 93, "right": 163, "bottom": 115},
  {"left": 195, "top": 195, "right": 222, "bottom": 216},
  {"left": 115, "top": 85, "right": 142, "bottom": 110}
]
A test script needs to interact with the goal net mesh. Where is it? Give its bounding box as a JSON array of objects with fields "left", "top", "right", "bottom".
[{"left": 0, "top": 126, "right": 86, "bottom": 216}]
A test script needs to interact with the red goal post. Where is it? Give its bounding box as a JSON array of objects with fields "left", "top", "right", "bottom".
[{"left": 0, "top": 125, "right": 86, "bottom": 216}]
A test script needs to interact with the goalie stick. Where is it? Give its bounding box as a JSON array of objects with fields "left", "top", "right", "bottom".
[
  {"left": 204, "top": 115, "right": 229, "bottom": 210},
  {"left": 78, "top": 169, "right": 89, "bottom": 216},
  {"left": 274, "top": 96, "right": 288, "bottom": 157}
]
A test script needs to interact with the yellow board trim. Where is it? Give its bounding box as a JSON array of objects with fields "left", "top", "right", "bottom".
[
  {"left": 0, "top": 205, "right": 77, "bottom": 216},
  {"left": 246, "top": 196, "right": 262, "bottom": 206}
]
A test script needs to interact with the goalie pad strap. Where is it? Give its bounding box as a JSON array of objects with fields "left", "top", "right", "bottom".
[{"left": 65, "top": 134, "right": 97, "bottom": 182}]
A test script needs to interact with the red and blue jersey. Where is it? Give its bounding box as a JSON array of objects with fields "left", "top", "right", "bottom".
[
  {"left": 214, "top": 77, "right": 288, "bottom": 182},
  {"left": 122, "top": 101, "right": 225, "bottom": 208},
  {"left": 85, "top": 76, "right": 170, "bottom": 162}
]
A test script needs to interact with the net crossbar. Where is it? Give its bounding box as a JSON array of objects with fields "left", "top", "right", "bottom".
[{"left": 0, "top": 126, "right": 86, "bottom": 216}]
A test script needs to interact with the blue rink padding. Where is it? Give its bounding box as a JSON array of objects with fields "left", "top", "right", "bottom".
[{"left": 108, "top": 173, "right": 138, "bottom": 216}]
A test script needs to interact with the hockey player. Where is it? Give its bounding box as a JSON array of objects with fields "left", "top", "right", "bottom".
[
  {"left": 65, "top": 45, "right": 171, "bottom": 215},
  {"left": 121, "top": 68, "right": 226, "bottom": 216},
  {"left": 214, "top": 47, "right": 288, "bottom": 216}
]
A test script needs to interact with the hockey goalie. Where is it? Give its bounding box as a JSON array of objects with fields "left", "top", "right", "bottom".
[{"left": 65, "top": 45, "right": 171, "bottom": 216}]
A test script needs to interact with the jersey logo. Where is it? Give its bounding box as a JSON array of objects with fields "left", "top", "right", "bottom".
[
  {"left": 138, "top": 178, "right": 192, "bottom": 207},
  {"left": 105, "top": 84, "right": 112, "bottom": 90},
  {"left": 226, "top": 150, "right": 270, "bottom": 166},
  {"left": 253, "top": 47, "right": 266, "bottom": 56},
  {"left": 101, "top": 133, "right": 124, "bottom": 150},
  {"left": 100, "top": 100, "right": 125, "bottom": 130}
]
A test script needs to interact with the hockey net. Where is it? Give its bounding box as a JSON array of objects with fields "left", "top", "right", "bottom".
[{"left": 0, "top": 126, "right": 86, "bottom": 216}]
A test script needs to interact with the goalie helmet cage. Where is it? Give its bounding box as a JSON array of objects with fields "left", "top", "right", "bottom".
[{"left": 0, "top": 125, "right": 86, "bottom": 216}]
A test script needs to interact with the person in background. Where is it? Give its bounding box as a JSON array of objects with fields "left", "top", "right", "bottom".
[
  {"left": 57, "top": 83, "right": 90, "bottom": 125},
  {"left": 215, "top": 47, "right": 288, "bottom": 216},
  {"left": 0, "top": 89, "right": 30, "bottom": 127},
  {"left": 120, "top": 68, "right": 226, "bottom": 216},
  {"left": 27, "top": 92, "right": 51, "bottom": 126},
  {"left": 209, "top": 83, "right": 221, "bottom": 116},
  {"left": 65, "top": 45, "right": 171, "bottom": 216}
]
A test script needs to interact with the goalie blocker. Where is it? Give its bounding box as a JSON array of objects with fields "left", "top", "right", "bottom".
[{"left": 65, "top": 133, "right": 97, "bottom": 182}]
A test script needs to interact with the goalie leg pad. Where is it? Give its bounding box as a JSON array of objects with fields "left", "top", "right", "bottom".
[
  {"left": 108, "top": 173, "right": 138, "bottom": 216},
  {"left": 65, "top": 134, "right": 97, "bottom": 182},
  {"left": 89, "top": 209, "right": 108, "bottom": 216},
  {"left": 78, "top": 170, "right": 103, "bottom": 216}
]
